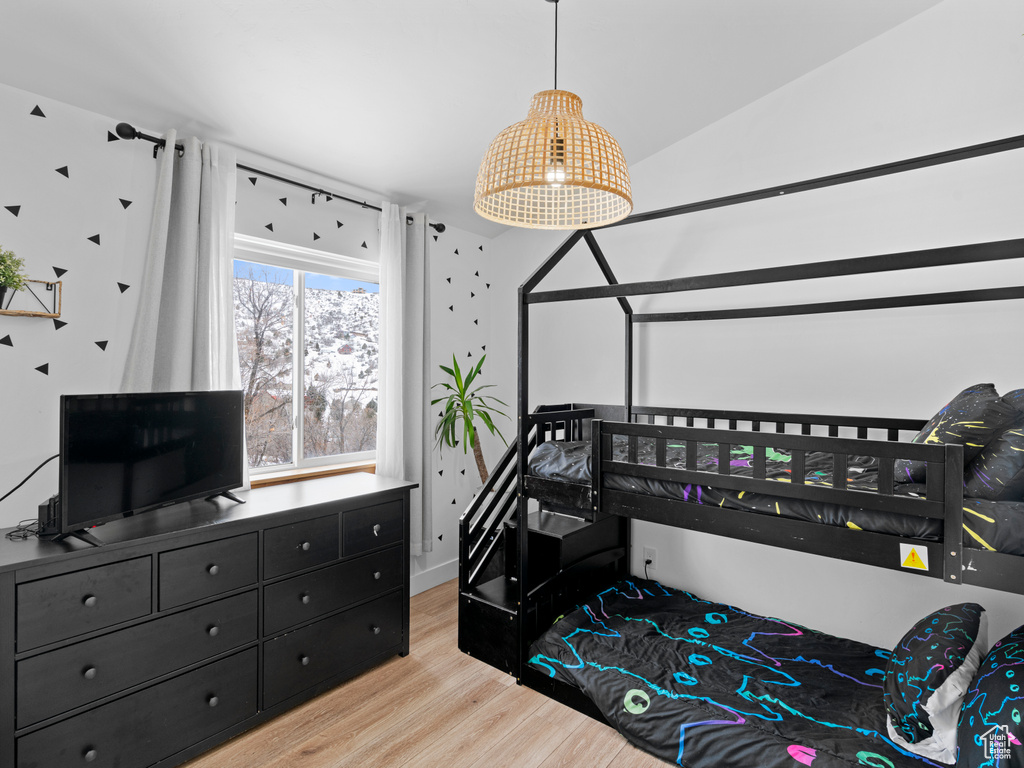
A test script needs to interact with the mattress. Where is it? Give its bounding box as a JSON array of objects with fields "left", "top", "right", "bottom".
[
  {"left": 528, "top": 579, "right": 943, "bottom": 768},
  {"left": 527, "top": 439, "right": 1024, "bottom": 554}
]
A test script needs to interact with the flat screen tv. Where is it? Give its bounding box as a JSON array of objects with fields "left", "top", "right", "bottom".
[{"left": 53, "top": 390, "right": 245, "bottom": 544}]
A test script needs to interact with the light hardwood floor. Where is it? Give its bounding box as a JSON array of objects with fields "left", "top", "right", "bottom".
[{"left": 183, "top": 579, "right": 665, "bottom": 768}]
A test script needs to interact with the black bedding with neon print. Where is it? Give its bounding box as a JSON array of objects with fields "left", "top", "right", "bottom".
[
  {"left": 528, "top": 579, "right": 943, "bottom": 768},
  {"left": 526, "top": 440, "right": 1024, "bottom": 555}
]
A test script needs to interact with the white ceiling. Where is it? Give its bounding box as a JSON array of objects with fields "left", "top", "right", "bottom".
[{"left": 0, "top": 0, "right": 943, "bottom": 237}]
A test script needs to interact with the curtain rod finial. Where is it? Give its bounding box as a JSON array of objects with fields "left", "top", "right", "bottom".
[{"left": 115, "top": 122, "right": 138, "bottom": 140}]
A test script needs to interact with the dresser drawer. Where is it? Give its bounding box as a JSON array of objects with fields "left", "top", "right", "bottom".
[
  {"left": 159, "top": 533, "right": 257, "bottom": 609},
  {"left": 342, "top": 500, "right": 403, "bottom": 556},
  {"left": 17, "top": 648, "right": 257, "bottom": 768},
  {"left": 264, "top": 514, "right": 339, "bottom": 580},
  {"left": 263, "top": 591, "right": 402, "bottom": 708},
  {"left": 263, "top": 546, "right": 403, "bottom": 636},
  {"left": 17, "top": 558, "right": 151, "bottom": 652},
  {"left": 17, "top": 590, "right": 257, "bottom": 727}
]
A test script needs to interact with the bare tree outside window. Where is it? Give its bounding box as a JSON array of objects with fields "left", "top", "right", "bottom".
[
  {"left": 234, "top": 264, "right": 293, "bottom": 467},
  {"left": 233, "top": 259, "right": 378, "bottom": 471}
]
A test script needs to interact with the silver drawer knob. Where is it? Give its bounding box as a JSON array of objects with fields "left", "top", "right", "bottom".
[
  {"left": 207, "top": 564, "right": 220, "bottom": 576},
  {"left": 207, "top": 694, "right": 219, "bottom": 708},
  {"left": 82, "top": 594, "right": 97, "bottom": 608},
  {"left": 301, "top": 541, "right": 311, "bottom": 551},
  {"left": 371, "top": 625, "right": 381, "bottom": 635},
  {"left": 83, "top": 747, "right": 98, "bottom": 763},
  {"left": 372, "top": 524, "right": 381, "bottom": 537},
  {"left": 373, "top": 571, "right": 382, "bottom": 580},
  {"left": 207, "top": 625, "right": 220, "bottom": 637},
  {"left": 82, "top": 666, "right": 97, "bottom": 680},
  {"left": 299, "top": 654, "right": 310, "bottom": 666},
  {"left": 300, "top": 592, "right": 311, "bottom": 605}
]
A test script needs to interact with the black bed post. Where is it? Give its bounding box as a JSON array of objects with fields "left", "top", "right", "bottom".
[
  {"left": 517, "top": 230, "right": 586, "bottom": 681},
  {"left": 517, "top": 283, "right": 530, "bottom": 681},
  {"left": 625, "top": 314, "right": 634, "bottom": 424}
]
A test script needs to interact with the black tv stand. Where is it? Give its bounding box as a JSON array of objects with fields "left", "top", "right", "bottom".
[
  {"left": 41, "top": 528, "right": 105, "bottom": 547},
  {"left": 207, "top": 489, "right": 246, "bottom": 504}
]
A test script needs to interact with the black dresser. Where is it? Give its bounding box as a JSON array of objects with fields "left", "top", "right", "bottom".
[{"left": 0, "top": 473, "right": 415, "bottom": 768}]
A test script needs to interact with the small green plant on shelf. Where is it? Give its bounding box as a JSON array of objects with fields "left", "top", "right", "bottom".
[
  {"left": 0, "top": 247, "right": 28, "bottom": 308},
  {"left": 431, "top": 354, "right": 509, "bottom": 485}
]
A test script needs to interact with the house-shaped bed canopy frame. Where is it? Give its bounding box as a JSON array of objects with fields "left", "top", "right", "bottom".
[{"left": 459, "top": 132, "right": 1024, "bottom": 691}]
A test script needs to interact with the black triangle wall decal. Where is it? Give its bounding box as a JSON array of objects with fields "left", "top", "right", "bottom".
[
  {"left": 107, "top": 131, "right": 119, "bottom": 142},
  {"left": 451, "top": 499, "right": 457, "bottom": 505},
  {"left": 312, "top": 232, "right": 320, "bottom": 241},
  {"left": 448, "top": 305, "right": 453, "bottom": 312},
  {"left": 265, "top": 223, "right": 274, "bottom": 232},
  {"left": 248, "top": 177, "right": 258, "bottom": 186},
  {"left": 482, "top": 345, "right": 487, "bottom": 351},
  {"left": 35, "top": 364, "right": 49, "bottom": 375},
  {"left": 475, "top": 271, "right": 479, "bottom": 277},
  {"left": 438, "top": 534, "right": 443, "bottom": 542},
  {"left": 5, "top": 205, "right": 20, "bottom": 217},
  {"left": 53, "top": 319, "right": 67, "bottom": 331},
  {"left": 479, "top": 245, "right": 484, "bottom": 251},
  {"left": 119, "top": 199, "right": 132, "bottom": 209},
  {"left": 446, "top": 277, "right": 451, "bottom": 284},
  {"left": 486, "top": 283, "right": 491, "bottom": 289},
  {"left": 30, "top": 105, "right": 45, "bottom": 117},
  {"left": 454, "top": 249, "right": 459, "bottom": 255},
  {"left": 0, "top": 335, "right": 12, "bottom": 347},
  {"left": 279, "top": 197, "right": 287, "bottom": 206},
  {"left": 470, "top": 292, "right": 475, "bottom": 298},
  {"left": 467, "top": 351, "right": 472, "bottom": 357},
  {"left": 336, "top": 220, "right": 344, "bottom": 228},
  {"left": 438, "top": 470, "right": 443, "bottom": 477},
  {"left": 56, "top": 166, "right": 69, "bottom": 178},
  {"left": 87, "top": 234, "right": 101, "bottom": 245},
  {"left": 433, "top": 235, "right": 438, "bottom": 242},
  {"left": 95, "top": 340, "right": 109, "bottom": 351},
  {"left": 361, "top": 241, "right": 368, "bottom": 249},
  {"left": 117, "top": 282, "right": 130, "bottom": 293},
  {"left": 461, "top": 469, "right": 466, "bottom": 476},
  {"left": 53, "top": 267, "right": 67, "bottom": 278},
  {"left": 474, "top": 319, "right": 478, "bottom": 325}
]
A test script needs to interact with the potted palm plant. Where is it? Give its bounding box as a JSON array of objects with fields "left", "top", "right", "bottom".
[
  {"left": 431, "top": 354, "right": 509, "bottom": 485},
  {"left": 0, "top": 247, "right": 27, "bottom": 310}
]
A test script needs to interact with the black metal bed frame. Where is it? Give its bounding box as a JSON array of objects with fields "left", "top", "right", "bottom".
[{"left": 514, "top": 132, "right": 1024, "bottom": 677}]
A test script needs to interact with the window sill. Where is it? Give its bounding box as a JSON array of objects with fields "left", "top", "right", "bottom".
[{"left": 249, "top": 461, "right": 376, "bottom": 489}]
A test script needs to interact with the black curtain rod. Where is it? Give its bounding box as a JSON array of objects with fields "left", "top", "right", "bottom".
[{"left": 114, "top": 122, "right": 445, "bottom": 232}]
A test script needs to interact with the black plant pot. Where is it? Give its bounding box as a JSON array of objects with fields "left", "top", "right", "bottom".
[{"left": 0, "top": 286, "right": 7, "bottom": 310}]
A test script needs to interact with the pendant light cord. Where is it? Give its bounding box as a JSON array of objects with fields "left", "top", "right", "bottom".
[{"left": 553, "top": 0, "right": 559, "bottom": 90}]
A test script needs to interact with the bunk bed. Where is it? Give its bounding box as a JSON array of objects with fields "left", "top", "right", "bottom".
[{"left": 458, "top": 132, "right": 1024, "bottom": 767}]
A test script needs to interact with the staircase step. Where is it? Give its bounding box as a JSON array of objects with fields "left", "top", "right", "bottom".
[{"left": 462, "top": 576, "right": 518, "bottom": 612}]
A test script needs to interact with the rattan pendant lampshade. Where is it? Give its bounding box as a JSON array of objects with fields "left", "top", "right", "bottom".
[{"left": 473, "top": 2, "right": 632, "bottom": 230}]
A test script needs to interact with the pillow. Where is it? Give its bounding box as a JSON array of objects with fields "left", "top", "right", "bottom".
[
  {"left": 884, "top": 602, "right": 987, "bottom": 764},
  {"left": 957, "top": 624, "right": 1024, "bottom": 767},
  {"left": 895, "top": 384, "right": 1019, "bottom": 484},
  {"left": 965, "top": 416, "right": 1024, "bottom": 501},
  {"left": 1002, "top": 388, "right": 1024, "bottom": 415}
]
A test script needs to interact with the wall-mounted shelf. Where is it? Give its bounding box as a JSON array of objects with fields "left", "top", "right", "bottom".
[{"left": 0, "top": 279, "right": 61, "bottom": 318}]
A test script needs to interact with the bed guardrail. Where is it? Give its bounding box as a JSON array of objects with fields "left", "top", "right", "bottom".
[{"left": 590, "top": 416, "right": 966, "bottom": 584}]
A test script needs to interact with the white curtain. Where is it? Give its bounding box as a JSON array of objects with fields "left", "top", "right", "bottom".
[
  {"left": 377, "top": 205, "right": 431, "bottom": 554},
  {"left": 121, "top": 131, "right": 239, "bottom": 393}
]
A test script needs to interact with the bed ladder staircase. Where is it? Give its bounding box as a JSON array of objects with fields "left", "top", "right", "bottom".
[{"left": 458, "top": 418, "right": 627, "bottom": 677}]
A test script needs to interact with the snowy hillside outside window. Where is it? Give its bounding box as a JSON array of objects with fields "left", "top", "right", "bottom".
[{"left": 232, "top": 235, "right": 380, "bottom": 472}]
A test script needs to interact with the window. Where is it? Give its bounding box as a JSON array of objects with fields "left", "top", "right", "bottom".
[{"left": 232, "top": 234, "right": 379, "bottom": 473}]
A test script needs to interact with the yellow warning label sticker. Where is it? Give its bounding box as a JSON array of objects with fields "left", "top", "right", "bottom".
[{"left": 899, "top": 543, "right": 929, "bottom": 571}]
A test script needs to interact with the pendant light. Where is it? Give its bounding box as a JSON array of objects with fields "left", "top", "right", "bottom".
[{"left": 473, "top": 0, "right": 632, "bottom": 230}]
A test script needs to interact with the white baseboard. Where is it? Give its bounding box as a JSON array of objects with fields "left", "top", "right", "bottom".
[{"left": 410, "top": 557, "right": 458, "bottom": 596}]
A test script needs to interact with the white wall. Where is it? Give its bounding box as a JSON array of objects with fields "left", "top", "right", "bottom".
[
  {"left": 486, "top": 0, "right": 1024, "bottom": 648},
  {"left": 0, "top": 83, "right": 157, "bottom": 526},
  {"left": 0, "top": 83, "right": 501, "bottom": 594},
  {"left": 413, "top": 223, "right": 503, "bottom": 593}
]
